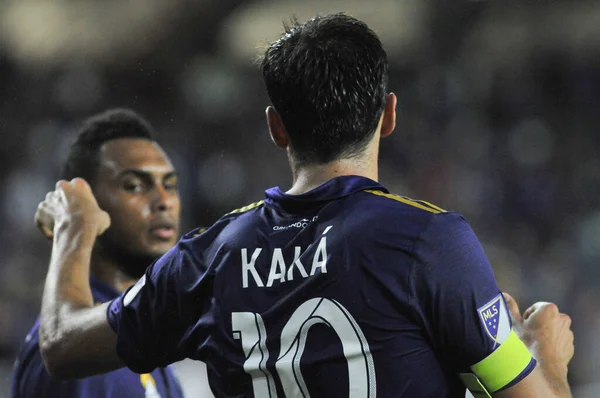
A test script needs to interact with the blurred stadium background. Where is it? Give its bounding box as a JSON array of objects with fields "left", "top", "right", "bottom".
[{"left": 1, "top": 0, "right": 600, "bottom": 396}]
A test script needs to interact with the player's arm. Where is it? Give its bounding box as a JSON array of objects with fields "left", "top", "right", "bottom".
[
  {"left": 462, "top": 329, "right": 570, "bottom": 398},
  {"left": 411, "top": 213, "right": 573, "bottom": 398},
  {"left": 36, "top": 179, "right": 122, "bottom": 379},
  {"left": 106, "top": 222, "right": 218, "bottom": 375},
  {"left": 491, "top": 295, "right": 573, "bottom": 398},
  {"left": 37, "top": 178, "right": 211, "bottom": 379},
  {"left": 492, "top": 366, "right": 565, "bottom": 398}
]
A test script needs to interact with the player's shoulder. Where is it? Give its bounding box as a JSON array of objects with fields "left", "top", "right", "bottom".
[
  {"left": 341, "top": 189, "right": 462, "bottom": 247},
  {"left": 224, "top": 199, "right": 265, "bottom": 217},
  {"left": 15, "top": 319, "right": 41, "bottom": 360},
  {"left": 182, "top": 199, "right": 265, "bottom": 243},
  {"left": 356, "top": 189, "right": 452, "bottom": 233},
  {"left": 361, "top": 189, "right": 447, "bottom": 215},
  {"left": 12, "top": 320, "right": 46, "bottom": 394}
]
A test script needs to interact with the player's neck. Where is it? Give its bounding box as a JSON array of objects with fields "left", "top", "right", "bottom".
[
  {"left": 90, "top": 249, "right": 138, "bottom": 294},
  {"left": 287, "top": 153, "right": 378, "bottom": 195}
]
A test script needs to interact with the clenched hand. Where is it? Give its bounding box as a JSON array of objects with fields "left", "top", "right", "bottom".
[{"left": 35, "top": 178, "right": 111, "bottom": 241}]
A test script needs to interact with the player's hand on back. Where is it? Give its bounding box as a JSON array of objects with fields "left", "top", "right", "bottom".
[
  {"left": 35, "top": 178, "right": 111, "bottom": 240},
  {"left": 503, "top": 293, "right": 574, "bottom": 396}
]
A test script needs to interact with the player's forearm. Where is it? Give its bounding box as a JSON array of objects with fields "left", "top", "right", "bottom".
[
  {"left": 528, "top": 341, "right": 572, "bottom": 398},
  {"left": 42, "top": 219, "right": 97, "bottom": 312},
  {"left": 538, "top": 360, "right": 572, "bottom": 398},
  {"left": 39, "top": 221, "right": 97, "bottom": 376},
  {"left": 493, "top": 365, "right": 571, "bottom": 398}
]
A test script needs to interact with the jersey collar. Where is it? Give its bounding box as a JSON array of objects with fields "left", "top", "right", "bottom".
[{"left": 264, "top": 175, "right": 387, "bottom": 212}]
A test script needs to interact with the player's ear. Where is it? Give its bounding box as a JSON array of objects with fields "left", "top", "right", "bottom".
[
  {"left": 380, "top": 93, "right": 397, "bottom": 138},
  {"left": 266, "top": 106, "right": 289, "bottom": 149}
]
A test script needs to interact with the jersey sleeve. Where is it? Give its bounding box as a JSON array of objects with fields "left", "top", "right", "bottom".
[
  {"left": 107, "top": 226, "right": 214, "bottom": 374},
  {"left": 410, "top": 212, "right": 536, "bottom": 393}
]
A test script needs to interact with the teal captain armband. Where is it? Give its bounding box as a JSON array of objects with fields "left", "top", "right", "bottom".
[{"left": 459, "top": 329, "right": 533, "bottom": 394}]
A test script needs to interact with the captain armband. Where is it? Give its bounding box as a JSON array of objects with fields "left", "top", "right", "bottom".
[{"left": 459, "top": 330, "right": 534, "bottom": 395}]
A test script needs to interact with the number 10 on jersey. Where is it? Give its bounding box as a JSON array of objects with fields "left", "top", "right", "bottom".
[{"left": 232, "top": 297, "right": 377, "bottom": 397}]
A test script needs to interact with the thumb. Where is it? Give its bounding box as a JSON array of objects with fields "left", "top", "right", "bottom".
[{"left": 503, "top": 292, "right": 523, "bottom": 325}]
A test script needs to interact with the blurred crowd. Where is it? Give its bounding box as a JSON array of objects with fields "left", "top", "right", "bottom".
[{"left": 1, "top": 0, "right": 599, "bottom": 396}]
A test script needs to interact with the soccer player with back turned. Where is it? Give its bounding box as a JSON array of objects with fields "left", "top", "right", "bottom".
[
  {"left": 34, "top": 14, "right": 573, "bottom": 398},
  {"left": 11, "top": 109, "right": 184, "bottom": 398}
]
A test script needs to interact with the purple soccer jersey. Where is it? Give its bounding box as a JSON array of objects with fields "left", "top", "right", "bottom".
[
  {"left": 11, "top": 277, "right": 184, "bottom": 398},
  {"left": 108, "top": 176, "right": 535, "bottom": 397}
]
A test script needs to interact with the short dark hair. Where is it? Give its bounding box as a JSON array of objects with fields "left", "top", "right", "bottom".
[
  {"left": 261, "top": 13, "right": 388, "bottom": 165},
  {"left": 62, "top": 108, "right": 155, "bottom": 185}
]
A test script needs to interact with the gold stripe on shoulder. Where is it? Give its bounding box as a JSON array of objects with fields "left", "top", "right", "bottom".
[
  {"left": 364, "top": 190, "right": 445, "bottom": 214},
  {"left": 192, "top": 227, "right": 207, "bottom": 237},
  {"left": 226, "top": 200, "right": 265, "bottom": 215},
  {"left": 414, "top": 200, "right": 446, "bottom": 213}
]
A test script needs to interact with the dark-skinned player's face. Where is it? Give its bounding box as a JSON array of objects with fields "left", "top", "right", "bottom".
[{"left": 92, "top": 138, "right": 181, "bottom": 273}]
